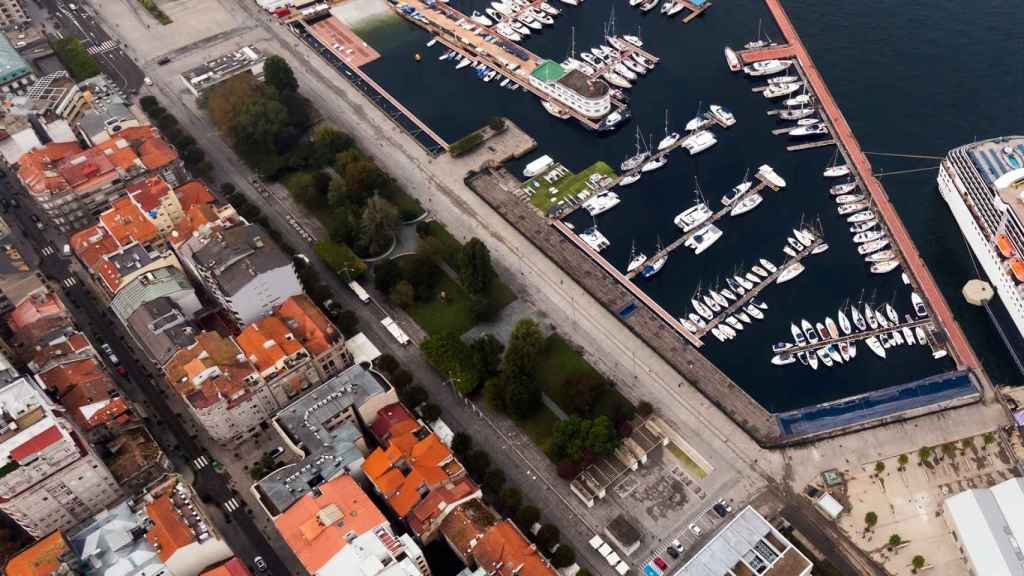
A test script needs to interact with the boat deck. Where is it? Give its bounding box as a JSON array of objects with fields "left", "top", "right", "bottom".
[
  {"left": 758, "top": 0, "right": 983, "bottom": 374},
  {"left": 695, "top": 236, "right": 822, "bottom": 337},
  {"left": 624, "top": 173, "right": 778, "bottom": 280}
]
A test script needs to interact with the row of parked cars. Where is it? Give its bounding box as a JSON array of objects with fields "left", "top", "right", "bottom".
[{"left": 648, "top": 499, "right": 734, "bottom": 574}]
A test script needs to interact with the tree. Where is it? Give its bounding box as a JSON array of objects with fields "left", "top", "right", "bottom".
[
  {"left": 918, "top": 446, "right": 933, "bottom": 463},
  {"left": 220, "top": 182, "right": 237, "bottom": 196},
  {"left": 390, "top": 280, "right": 415, "bottom": 309},
  {"left": 327, "top": 175, "right": 349, "bottom": 208},
  {"left": 286, "top": 171, "right": 325, "bottom": 210},
  {"left": 961, "top": 437, "right": 975, "bottom": 451},
  {"left": 576, "top": 570, "right": 592, "bottom": 576},
  {"left": 483, "top": 377, "right": 505, "bottom": 411},
  {"left": 912, "top": 556, "right": 926, "bottom": 573},
  {"left": 637, "top": 400, "right": 654, "bottom": 417},
  {"left": 390, "top": 369, "right": 413, "bottom": 389},
  {"left": 335, "top": 148, "right": 364, "bottom": 174},
  {"left": 534, "top": 524, "right": 560, "bottom": 552},
  {"left": 551, "top": 416, "right": 619, "bottom": 464},
  {"left": 310, "top": 127, "right": 353, "bottom": 167},
  {"left": 345, "top": 159, "right": 389, "bottom": 198},
  {"left": 232, "top": 96, "right": 290, "bottom": 157},
  {"left": 451, "top": 432, "right": 472, "bottom": 456},
  {"left": 359, "top": 195, "right": 399, "bottom": 256},
  {"left": 500, "top": 319, "right": 545, "bottom": 418},
  {"left": 458, "top": 238, "right": 494, "bottom": 296},
  {"left": 402, "top": 254, "right": 442, "bottom": 297},
  {"left": 376, "top": 354, "right": 399, "bottom": 375},
  {"left": 983, "top": 432, "right": 995, "bottom": 446},
  {"left": 336, "top": 310, "right": 359, "bottom": 337},
  {"left": 139, "top": 95, "right": 159, "bottom": 110},
  {"left": 500, "top": 487, "right": 522, "bottom": 515},
  {"left": 556, "top": 459, "right": 580, "bottom": 480},
  {"left": 941, "top": 443, "right": 957, "bottom": 459},
  {"left": 874, "top": 461, "right": 885, "bottom": 474},
  {"left": 888, "top": 534, "right": 902, "bottom": 548},
  {"left": 565, "top": 373, "right": 607, "bottom": 417},
  {"left": 420, "top": 403, "right": 441, "bottom": 422},
  {"left": 551, "top": 545, "right": 576, "bottom": 568},
  {"left": 515, "top": 505, "right": 540, "bottom": 531},
  {"left": 483, "top": 468, "right": 506, "bottom": 493},
  {"left": 264, "top": 55, "right": 299, "bottom": 94},
  {"left": 865, "top": 511, "right": 878, "bottom": 529},
  {"left": 207, "top": 74, "right": 266, "bottom": 134},
  {"left": 401, "top": 385, "right": 427, "bottom": 408},
  {"left": 487, "top": 117, "right": 507, "bottom": 131},
  {"left": 421, "top": 332, "right": 480, "bottom": 394},
  {"left": 373, "top": 259, "right": 403, "bottom": 293},
  {"left": 897, "top": 454, "right": 909, "bottom": 470},
  {"left": 53, "top": 37, "right": 101, "bottom": 80},
  {"left": 466, "top": 450, "right": 491, "bottom": 478}
]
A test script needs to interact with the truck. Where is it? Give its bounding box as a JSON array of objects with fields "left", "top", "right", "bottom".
[{"left": 381, "top": 317, "right": 410, "bottom": 345}]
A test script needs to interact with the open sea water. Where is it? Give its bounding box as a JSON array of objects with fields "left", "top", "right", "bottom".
[{"left": 354, "top": 0, "right": 1024, "bottom": 412}]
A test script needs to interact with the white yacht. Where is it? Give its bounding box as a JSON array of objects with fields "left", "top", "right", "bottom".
[
  {"left": 579, "top": 227, "right": 610, "bottom": 252},
  {"left": 760, "top": 258, "right": 777, "bottom": 273},
  {"left": 724, "top": 47, "right": 741, "bottom": 72},
  {"left": 721, "top": 179, "right": 752, "bottom": 206},
  {"left": 729, "top": 193, "right": 763, "bottom": 216},
  {"left": 779, "top": 107, "right": 815, "bottom": 121},
  {"left": 757, "top": 164, "right": 787, "bottom": 188},
  {"left": 865, "top": 250, "right": 895, "bottom": 262},
  {"left": 763, "top": 83, "right": 801, "bottom": 99},
  {"left": 865, "top": 336, "right": 886, "bottom": 358},
  {"left": 618, "top": 173, "right": 642, "bottom": 187},
  {"left": 626, "top": 242, "right": 647, "bottom": 273},
  {"left": 673, "top": 202, "right": 712, "bottom": 231},
  {"left": 838, "top": 202, "right": 869, "bottom": 215},
  {"left": 871, "top": 260, "right": 899, "bottom": 274},
  {"left": 708, "top": 104, "right": 736, "bottom": 127},
  {"left": 622, "top": 34, "right": 643, "bottom": 47},
  {"left": 470, "top": 10, "right": 494, "bottom": 26},
  {"left": 685, "top": 225, "right": 723, "bottom": 254},
  {"left": 848, "top": 210, "right": 876, "bottom": 223},
  {"left": 768, "top": 75, "right": 799, "bottom": 85},
  {"left": 824, "top": 164, "right": 851, "bottom": 178},
  {"left": 542, "top": 101, "right": 571, "bottom": 119},
  {"left": 742, "top": 59, "right": 792, "bottom": 77},
  {"left": 783, "top": 94, "right": 812, "bottom": 108},
  {"left": 789, "top": 124, "right": 829, "bottom": 137},
  {"left": 582, "top": 192, "right": 621, "bottom": 216},
  {"left": 830, "top": 182, "right": 858, "bottom": 195},
  {"left": 852, "top": 229, "right": 884, "bottom": 244},
  {"left": 641, "top": 155, "right": 668, "bottom": 172},
  {"left": 775, "top": 262, "right": 805, "bottom": 284},
  {"left": 657, "top": 109, "right": 681, "bottom": 151},
  {"left": 912, "top": 292, "right": 927, "bottom": 317},
  {"left": 858, "top": 238, "right": 890, "bottom": 254},
  {"left": 683, "top": 130, "right": 718, "bottom": 155}
]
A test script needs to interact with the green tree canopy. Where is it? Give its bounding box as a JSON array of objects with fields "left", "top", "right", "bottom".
[
  {"left": 359, "top": 195, "right": 399, "bottom": 256},
  {"left": 534, "top": 524, "right": 560, "bottom": 552},
  {"left": 52, "top": 37, "right": 101, "bottom": 80},
  {"left": 550, "top": 545, "right": 576, "bottom": 568},
  {"left": 551, "top": 416, "right": 619, "bottom": 464},
  {"left": 499, "top": 319, "right": 545, "bottom": 418},
  {"left": 264, "top": 54, "right": 299, "bottom": 94},
  {"left": 390, "top": 280, "right": 415, "bottom": 309},
  {"left": 421, "top": 332, "right": 480, "bottom": 394},
  {"left": 458, "top": 238, "right": 494, "bottom": 296},
  {"left": 515, "top": 505, "right": 540, "bottom": 531}
]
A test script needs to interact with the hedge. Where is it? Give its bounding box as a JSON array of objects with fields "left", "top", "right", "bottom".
[
  {"left": 314, "top": 241, "right": 367, "bottom": 279},
  {"left": 448, "top": 132, "right": 484, "bottom": 158}
]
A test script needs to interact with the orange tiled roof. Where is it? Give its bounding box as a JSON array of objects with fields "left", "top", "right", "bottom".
[
  {"left": 200, "top": 558, "right": 253, "bottom": 576},
  {"left": 138, "top": 135, "right": 177, "bottom": 170},
  {"left": 274, "top": 475, "right": 387, "bottom": 575},
  {"left": 235, "top": 316, "right": 304, "bottom": 373},
  {"left": 100, "top": 196, "right": 160, "bottom": 246},
  {"left": 408, "top": 478, "right": 479, "bottom": 535},
  {"left": 363, "top": 444, "right": 402, "bottom": 481},
  {"left": 176, "top": 180, "right": 216, "bottom": 212},
  {"left": 127, "top": 175, "right": 173, "bottom": 213},
  {"left": 16, "top": 141, "right": 83, "bottom": 196},
  {"left": 97, "top": 138, "right": 142, "bottom": 172},
  {"left": 166, "top": 331, "right": 257, "bottom": 409},
  {"left": 3, "top": 531, "right": 69, "bottom": 576},
  {"left": 145, "top": 493, "right": 196, "bottom": 561},
  {"left": 474, "top": 520, "right": 557, "bottom": 576},
  {"left": 37, "top": 357, "right": 123, "bottom": 429},
  {"left": 439, "top": 500, "right": 498, "bottom": 561},
  {"left": 387, "top": 469, "right": 426, "bottom": 517},
  {"left": 27, "top": 331, "right": 91, "bottom": 370},
  {"left": 275, "top": 295, "right": 339, "bottom": 356},
  {"left": 68, "top": 224, "right": 128, "bottom": 294},
  {"left": 373, "top": 468, "right": 405, "bottom": 497},
  {"left": 7, "top": 291, "right": 66, "bottom": 331}
]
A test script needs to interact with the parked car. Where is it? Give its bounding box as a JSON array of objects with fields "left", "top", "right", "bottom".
[
  {"left": 688, "top": 523, "right": 702, "bottom": 537},
  {"left": 268, "top": 446, "right": 285, "bottom": 460},
  {"left": 653, "top": 556, "right": 668, "bottom": 571},
  {"left": 253, "top": 557, "right": 267, "bottom": 572}
]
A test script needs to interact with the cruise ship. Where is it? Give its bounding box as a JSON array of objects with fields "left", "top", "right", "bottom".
[{"left": 937, "top": 136, "right": 1024, "bottom": 340}]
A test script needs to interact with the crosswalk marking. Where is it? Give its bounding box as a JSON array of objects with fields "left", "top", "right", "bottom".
[
  {"left": 40, "top": 245, "right": 55, "bottom": 256},
  {"left": 223, "top": 498, "right": 240, "bottom": 512},
  {"left": 87, "top": 40, "right": 118, "bottom": 55},
  {"left": 192, "top": 455, "right": 210, "bottom": 470},
  {"left": 62, "top": 277, "right": 78, "bottom": 288}
]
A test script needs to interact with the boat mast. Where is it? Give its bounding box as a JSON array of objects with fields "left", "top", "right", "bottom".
[
  {"left": 568, "top": 26, "right": 576, "bottom": 60},
  {"left": 664, "top": 109, "right": 669, "bottom": 137}
]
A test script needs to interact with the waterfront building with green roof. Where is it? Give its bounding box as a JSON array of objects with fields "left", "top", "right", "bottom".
[{"left": 528, "top": 59, "right": 610, "bottom": 119}]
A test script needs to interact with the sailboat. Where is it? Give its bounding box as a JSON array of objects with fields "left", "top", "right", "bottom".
[
  {"left": 685, "top": 101, "right": 709, "bottom": 132},
  {"left": 823, "top": 149, "right": 851, "bottom": 178},
  {"left": 721, "top": 170, "right": 751, "bottom": 206},
  {"left": 641, "top": 137, "right": 668, "bottom": 172},
  {"left": 626, "top": 241, "right": 647, "bottom": 273},
  {"left": 641, "top": 238, "right": 667, "bottom": 278},
  {"left": 744, "top": 19, "right": 775, "bottom": 50},
  {"left": 837, "top": 308, "right": 851, "bottom": 335},
  {"left": 658, "top": 110, "right": 681, "bottom": 151},
  {"left": 621, "top": 127, "right": 650, "bottom": 172},
  {"left": 851, "top": 305, "right": 866, "bottom": 331}
]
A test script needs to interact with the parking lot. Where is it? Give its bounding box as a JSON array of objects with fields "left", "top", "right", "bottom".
[{"left": 834, "top": 430, "right": 1017, "bottom": 576}]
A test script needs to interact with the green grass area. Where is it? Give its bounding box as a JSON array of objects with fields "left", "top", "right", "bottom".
[
  {"left": 516, "top": 405, "right": 561, "bottom": 454},
  {"left": 422, "top": 221, "right": 462, "bottom": 268},
  {"left": 314, "top": 240, "right": 367, "bottom": 278},
  {"left": 405, "top": 275, "right": 476, "bottom": 336},
  {"left": 52, "top": 38, "right": 101, "bottom": 81},
  {"left": 667, "top": 442, "right": 708, "bottom": 480},
  {"left": 536, "top": 334, "right": 632, "bottom": 422},
  {"left": 139, "top": 0, "right": 172, "bottom": 24},
  {"left": 526, "top": 161, "right": 617, "bottom": 212}
]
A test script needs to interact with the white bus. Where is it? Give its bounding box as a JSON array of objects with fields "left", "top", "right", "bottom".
[
  {"left": 381, "top": 317, "right": 410, "bottom": 345},
  {"left": 348, "top": 281, "right": 371, "bottom": 304}
]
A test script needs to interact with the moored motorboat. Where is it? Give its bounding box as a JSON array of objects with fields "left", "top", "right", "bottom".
[
  {"left": 729, "top": 193, "right": 763, "bottom": 216},
  {"left": 735, "top": 275, "right": 754, "bottom": 290},
  {"left": 825, "top": 317, "right": 839, "bottom": 339},
  {"left": 674, "top": 202, "right": 713, "bottom": 231},
  {"left": 582, "top": 192, "right": 621, "bottom": 216},
  {"left": 685, "top": 224, "right": 723, "bottom": 254},
  {"left": 789, "top": 124, "right": 829, "bottom": 137},
  {"left": 915, "top": 326, "right": 927, "bottom": 345},
  {"left": 912, "top": 292, "right": 927, "bottom": 317},
  {"left": 542, "top": 100, "right": 571, "bottom": 119},
  {"left": 692, "top": 298, "right": 712, "bottom": 320},
  {"left": 708, "top": 104, "right": 736, "bottom": 127},
  {"left": 710, "top": 289, "right": 728, "bottom": 308},
  {"left": 872, "top": 259, "right": 899, "bottom": 274},
  {"left": 722, "top": 179, "right": 752, "bottom": 206},
  {"left": 622, "top": 34, "right": 643, "bottom": 47},
  {"left": 775, "top": 262, "right": 805, "bottom": 284},
  {"left": 579, "top": 227, "right": 610, "bottom": 251},
  {"left": 683, "top": 130, "right": 718, "bottom": 155},
  {"left": 838, "top": 202, "right": 869, "bottom": 215},
  {"left": 725, "top": 316, "right": 744, "bottom": 331},
  {"left": 801, "top": 319, "right": 817, "bottom": 342},
  {"left": 848, "top": 210, "right": 876, "bottom": 223},
  {"left": 771, "top": 353, "right": 796, "bottom": 366},
  {"left": 778, "top": 107, "right": 815, "bottom": 120},
  {"left": 851, "top": 306, "right": 866, "bottom": 331},
  {"left": 763, "top": 82, "right": 801, "bottom": 99},
  {"left": 641, "top": 253, "right": 667, "bottom": 278},
  {"left": 757, "top": 164, "right": 787, "bottom": 188},
  {"left": 865, "top": 336, "right": 886, "bottom": 358},
  {"left": 864, "top": 250, "right": 895, "bottom": 263},
  {"left": 745, "top": 304, "right": 764, "bottom": 320},
  {"left": 824, "top": 164, "right": 851, "bottom": 178},
  {"left": 752, "top": 265, "right": 769, "bottom": 278},
  {"left": 721, "top": 288, "right": 736, "bottom": 301},
  {"left": 830, "top": 182, "right": 857, "bottom": 195},
  {"left": 783, "top": 94, "right": 812, "bottom": 107},
  {"left": 768, "top": 75, "right": 799, "bottom": 85},
  {"left": 618, "top": 173, "right": 642, "bottom": 187},
  {"left": 760, "top": 258, "right": 777, "bottom": 273},
  {"left": 641, "top": 155, "right": 668, "bottom": 172},
  {"left": 724, "top": 47, "right": 741, "bottom": 72},
  {"left": 743, "top": 59, "right": 792, "bottom": 77},
  {"left": 850, "top": 220, "right": 877, "bottom": 233},
  {"left": 838, "top": 309, "right": 851, "bottom": 334},
  {"left": 852, "top": 229, "right": 884, "bottom": 244},
  {"left": 858, "top": 238, "right": 890, "bottom": 255}
]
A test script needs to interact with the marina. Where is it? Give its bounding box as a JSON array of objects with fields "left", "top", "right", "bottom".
[{"left": 337, "top": 0, "right": 1010, "bottom": 441}]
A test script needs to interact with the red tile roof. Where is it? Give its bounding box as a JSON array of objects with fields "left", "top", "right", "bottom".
[
  {"left": 3, "top": 531, "right": 69, "bottom": 576},
  {"left": 99, "top": 196, "right": 160, "bottom": 246},
  {"left": 145, "top": 492, "right": 196, "bottom": 561},
  {"left": 274, "top": 295, "right": 340, "bottom": 357},
  {"left": 473, "top": 521, "right": 557, "bottom": 576},
  {"left": 200, "top": 558, "right": 253, "bottom": 576},
  {"left": 369, "top": 403, "right": 414, "bottom": 442},
  {"left": 7, "top": 292, "right": 66, "bottom": 331},
  {"left": 10, "top": 425, "right": 63, "bottom": 462},
  {"left": 175, "top": 180, "right": 215, "bottom": 212},
  {"left": 127, "top": 175, "right": 173, "bottom": 213}
]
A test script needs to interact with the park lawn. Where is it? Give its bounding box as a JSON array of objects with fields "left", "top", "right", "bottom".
[
  {"left": 406, "top": 275, "right": 476, "bottom": 336},
  {"left": 527, "top": 161, "right": 617, "bottom": 213},
  {"left": 537, "top": 334, "right": 632, "bottom": 421},
  {"left": 516, "top": 405, "right": 560, "bottom": 454}
]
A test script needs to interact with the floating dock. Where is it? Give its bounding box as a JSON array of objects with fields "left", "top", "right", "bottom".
[
  {"left": 743, "top": 0, "right": 984, "bottom": 378},
  {"left": 782, "top": 318, "right": 934, "bottom": 355},
  {"left": 678, "top": 0, "right": 712, "bottom": 22},
  {"left": 624, "top": 174, "right": 777, "bottom": 280}
]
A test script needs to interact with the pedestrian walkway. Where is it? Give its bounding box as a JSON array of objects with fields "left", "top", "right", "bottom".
[
  {"left": 223, "top": 498, "right": 242, "bottom": 512},
  {"left": 192, "top": 455, "right": 211, "bottom": 470},
  {"left": 40, "top": 245, "right": 55, "bottom": 256},
  {"left": 87, "top": 39, "right": 118, "bottom": 55},
  {"left": 62, "top": 276, "right": 78, "bottom": 288}
]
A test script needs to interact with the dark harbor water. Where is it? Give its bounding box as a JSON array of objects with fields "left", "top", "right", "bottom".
[{"left": 354, "top": 0, "right": 1024, "bottom": 412}]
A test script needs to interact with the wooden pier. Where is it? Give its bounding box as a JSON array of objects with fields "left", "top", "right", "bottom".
[
  {"left": 695, "top": 237, "right": 823, "bottom": 337},
  {"left": 574, "top": 42, "right": 659, "bottom": 88},
  {"left": 787, "top": 139, "right": 835, "bottom": 151},
  {"left": 624, "top": 175, "right": 778, "bottom": 279},
  {"left": 756, "top": 0, "right": 982, "bottom": 374},
  {"left": 678, "top": 0, "right": 712, "bottom": 22},
  {"left": 781, "top": 317, "right": 935, "bottom": 355}
]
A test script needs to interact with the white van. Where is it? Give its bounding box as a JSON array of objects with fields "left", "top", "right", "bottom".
[{"left": 348, "top": 281, "right": 371, "bottom": 304}]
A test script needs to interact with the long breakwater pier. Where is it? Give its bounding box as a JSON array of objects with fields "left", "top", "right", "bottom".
[
  {"left": 739, "top": 0, "right": 985, "bottom": 382},
  {"left": 623, "top": 173, "right": 778, "bottom": 280},
  {"left": 694, "top": 236, "right": 822, "bottom": 338},
  {"left": 391, "top": 0, "right": 631, "bottom": 130}
]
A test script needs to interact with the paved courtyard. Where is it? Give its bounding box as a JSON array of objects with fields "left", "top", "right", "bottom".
[{"left": 831, "top": 429, "right": 1018, "bottom": 576}]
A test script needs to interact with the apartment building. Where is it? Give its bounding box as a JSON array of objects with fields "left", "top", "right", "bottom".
[
  {"left": 109, "top": 265, "right": 202, "bottom": 366},
  {"left": 175, "top": 223, "right": 302, "bottom": 327},
  {"left": 0, "top": 0, "right": 28, "bottom": 28},
  {"left": 0, "top": 376, "right": 123, "bottom": 538},
  {"left": 164, "top": 330, "right": 278, "bottom": 445},
  {"left": 274, "top": 473, "right": 431, "bottom": 576}
]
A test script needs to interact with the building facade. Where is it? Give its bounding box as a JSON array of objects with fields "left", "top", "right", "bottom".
[{"left": 528, "top": 60, "right": 610, "bottom": 119}]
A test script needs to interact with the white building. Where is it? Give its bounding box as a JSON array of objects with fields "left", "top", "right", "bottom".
[
  {"left": 180, "top": 45, "right": 266, "bottom": 98},
  {"left": 0, "top": 376, "right": 122, "bottom": 538},
  {"left": 674, "top": 507, "right": 813, "bottom": 576},
  {"left": 944, "top": 477, "right": 1024, "bottom": 576},
  {"left": 528, "top": 60, "right": 611, "bottom": 119},
  {"left": 176, "top": 223, "right": 302, "bottom": 327}
]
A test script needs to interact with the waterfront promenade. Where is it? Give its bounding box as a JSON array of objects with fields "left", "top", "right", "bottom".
[{"left": 747, "top": 0, "right": 984, "bottom": 379}]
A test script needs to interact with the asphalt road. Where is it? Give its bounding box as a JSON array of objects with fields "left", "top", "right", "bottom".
[
  {"left": 0, "top": 179, "right": 289, "bottom": 576},
  {"left": 33, "top": 0, "right": 146, "bottom": 90}
]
